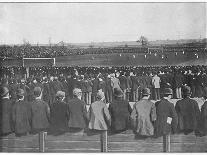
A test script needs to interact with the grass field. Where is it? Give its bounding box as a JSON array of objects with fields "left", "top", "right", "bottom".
[{"left": 2, "top": 51, "right": 207, "bottom": 67}]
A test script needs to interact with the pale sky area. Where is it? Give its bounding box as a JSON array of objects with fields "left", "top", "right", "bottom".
[{"left": 0, "top": 3, "right": 206, "bottom": 44}]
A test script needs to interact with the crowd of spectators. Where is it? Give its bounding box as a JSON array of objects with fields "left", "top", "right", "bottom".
[
  {"left": 0, "top": 44, "right": 206, "bottom": 58},
  {"left": 0, "top": 64, "right": 207, "bottom": 140}
]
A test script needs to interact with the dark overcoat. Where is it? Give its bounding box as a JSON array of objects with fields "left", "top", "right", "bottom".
[
  {"left": 200, "top": 101, "right": 207, "bottom": 135},
  {"left": 175, "top": 97, "right": 200, "bottom": 132},
  {"left": 50, "top": 100, "right": 69, "bottom": 131},
  {"left": 30, "top": 99, "right": 50, "bottom": 131},
  {"left": 118, "top": 75, "right": 128, "bottom": 91},
  {"left": 109, "top": 98, "right": 131, "bottom": 131},
  {"left": 67, "top": 98, "right": 88, "bottom": 129},
  {"left": 154, "top": 98, "right": 178, "bottom": 137},
  {"left": 12, "top": 100, "right": 31, "bottom": 134},
  {"left": 0, "top": 98, "right": 13, "bottom": 135}
]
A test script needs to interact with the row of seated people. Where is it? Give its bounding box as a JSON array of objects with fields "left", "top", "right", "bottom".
[{"left": 0, "top": 85, "right": 207, "bottom": 138}]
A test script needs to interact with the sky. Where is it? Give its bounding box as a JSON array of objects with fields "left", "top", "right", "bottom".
[{"left": 0, "top": 2, "right": 206, "bottom": 44}]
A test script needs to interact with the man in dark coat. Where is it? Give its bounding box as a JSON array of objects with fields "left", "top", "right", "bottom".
[
  {"left": 0, "top": 87, "right": 13, "bottom": 136},
  {"left": 200, "top": 95, "right": 207, "bottom": 136},
  {"left": 175, "top": 86, "right": 201, "bottom": 135},
  {"left": 109, "top": 88, "right": 131, "bottom": 133},
  {"left": 50, "top": 91, "right": 69, "bottom": 134},
  {"left": 67, "top": 88, "right": 88, "bottom": 132},
  {"left": 154, "top": 88, "right": 178, "bottom": 137},
  {"left": 30, "top": 87, "right": 50, "bottom": 133},
  {"left": 12, "top": 89, "right": 31, "bottom": 136}
]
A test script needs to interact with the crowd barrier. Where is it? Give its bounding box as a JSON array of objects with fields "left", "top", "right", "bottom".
[{"left": 0, "top": 130, "right": 207, "bottom": 153}]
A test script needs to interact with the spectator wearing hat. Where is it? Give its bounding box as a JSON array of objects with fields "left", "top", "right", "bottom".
[
  {"left": 12, "top": 89, "right": 31, "bottom": 136},
  {"left": 200, "top": 95, "right": 207, "bottom": 136},
  {"left": 0, "top": 86, "right": 13, "bottom": 136},
  {"left": 154, "top": 88, "right": 178, "bottom": 137},
  {"left": 88, "top": 91, "right": 111, "bottom": 131},
  {"left": 131, "top": 88, "right": 156, "bottom": 137},
  {"left": 50, "top": 91, "right": 69, "bottom": 134},
  {"left": 30, "top": 87, "right": 50, "bottom": 133},
  {"left": 175, "top": 86, "right": 201, "bottom": 135},
  {"left": 108, "top": 88, "right": 131, "bottom": 133},
  {"left": 67, "top": 88, "right": 88, "bottom": 133}
]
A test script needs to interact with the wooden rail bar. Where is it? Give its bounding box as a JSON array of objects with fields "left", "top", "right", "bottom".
[
  {"left": 39, "top": 131, "right": 46, "bottom": 152},
  {"left": 100, "top": 131, "right": 108, "bottom": 152},
  {"left": 163, "top": 134, "right": 170, "bottom": 152}
]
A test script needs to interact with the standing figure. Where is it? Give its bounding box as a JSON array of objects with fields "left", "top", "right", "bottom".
[
  {"left": 175, "top": 86, "right": 201, "bottom": 135},
  {"left": 67, "top": 88, "right": 88, "bottom": 133},
  {"left": 30, "top": 87, "right": 50, "bottom": 133},
  {"left": 0, "top": 87, "right": 13, "bottom": 136},
  {"left": 152, "top": 72, "right": 161, "bottom": 101},
  {"left": 131, "top": 88, "right": 156, "bottom": 137},
  {"left": 154, "top": 88, "right": 178, "bottom": 137},
  {"left": 12, "top": 89, "right": 31, "bottom": 136}
]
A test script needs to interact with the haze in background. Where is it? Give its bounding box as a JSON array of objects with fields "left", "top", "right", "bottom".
[{"left": 0, "top": 3, "right": 206, "bottom": 44}]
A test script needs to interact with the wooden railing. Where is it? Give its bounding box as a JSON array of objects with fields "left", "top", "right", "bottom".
[{"left": 0, "top": 130, "right": 206, "bottom": 153}]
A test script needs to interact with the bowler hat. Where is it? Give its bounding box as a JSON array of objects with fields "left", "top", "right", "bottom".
[
  {"left": 182, "top": 85, "right": 191, "bottom": 95},
  {"left": 16, "top": 88, "right": 24, "bottom": 96},
  {"left": 164, "top": 88, "right": 173, "bottom": 95},
  {"left": 114, "top": 88, "right": 123, "bottom": 97},
  {"left": 34, "top": 87, "right": 42, "bottom": 97},
  {"left": 142, "top": 88, "right": 151, "bottom": 96},
  {"left": 0, "top": 87, "right": 9, "bottom": 97}
]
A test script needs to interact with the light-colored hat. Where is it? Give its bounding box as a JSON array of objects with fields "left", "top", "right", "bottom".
[
  {"left": 96, "top": 91, "right": 105, "bottom": 100},
  {"left": 73, "top": 88, "right": 82, "bottom": 96},
  {"left": 56, "top": 91, "right": 65, "bottom": 97}
]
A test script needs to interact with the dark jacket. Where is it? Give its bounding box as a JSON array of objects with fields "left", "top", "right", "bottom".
[
  {"left": 0, "top": 98, "right": 13, "bottom": 135},
  {"left": 154, "top": 98, "right": 178, "bottom": 137},
  {"left": 67, "top": 98, "right": 88, "bottom": 129},
  {"left": 119, "top": 75, "right": 128, "bottom": 91},
  {"left": 50, "top": 100, "right": 69, "bottom": 131},
  {"left": 30, "top": 99, "right": 50, "bottom": 131},
  {"left": 12, "top": 100, "right": 31, "bottom": 134},
  {"left": 131, "top": 76, "right": 139, "bottom": 91},
  {"left": 175, "top": 97, "right": 201, "bottom": 133},
  {"left": 200, "top": 101, "right": 207, "bottom": 135},
  {"left": 109, "top": 98, "right": 131, "bottom": 131}
]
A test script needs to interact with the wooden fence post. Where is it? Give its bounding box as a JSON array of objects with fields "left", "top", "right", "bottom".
[
  {"left": 163, "top": 134, "right": 170, "bottom": 152},
  {"left": 100, "top": 130, "right": 108, "bottom": 152},
  {"left": 39, "top": 131, "right": 46, "bottom": 152}
]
